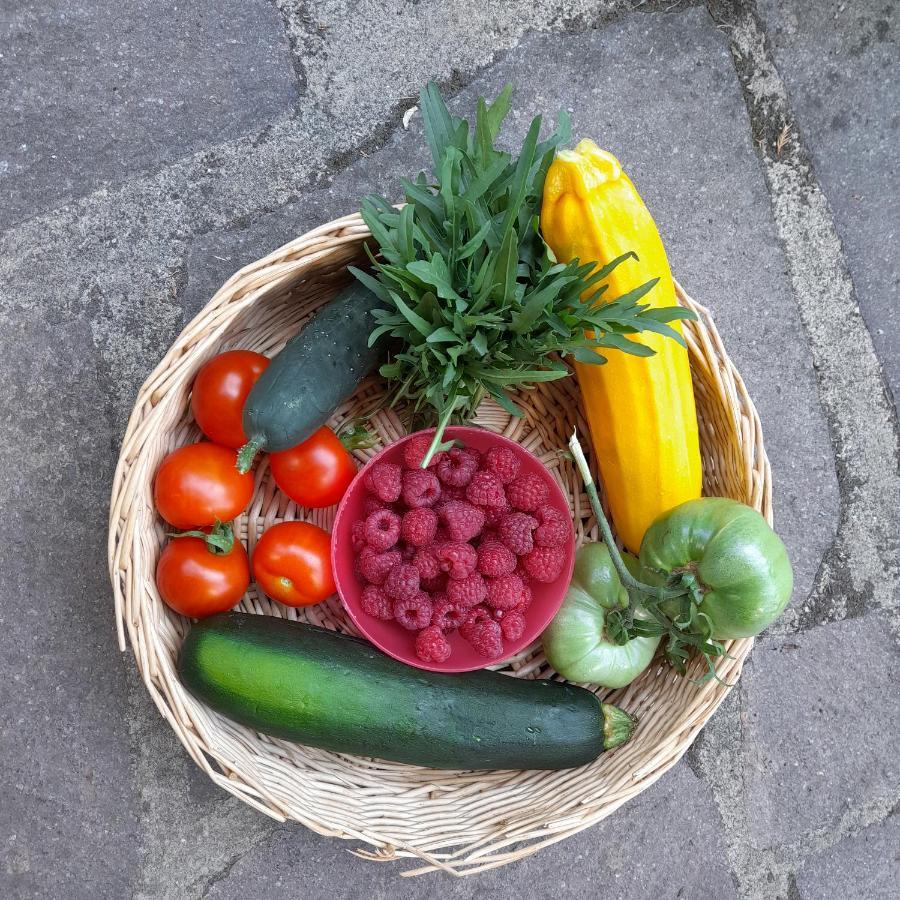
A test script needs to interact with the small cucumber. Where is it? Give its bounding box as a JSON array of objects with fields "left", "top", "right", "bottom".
[
  {"left": 178, "top": 614, "right": 636, "bottom": 770},
  {"left": 237, "top": 281, "right": 386, "bottom": 471}
]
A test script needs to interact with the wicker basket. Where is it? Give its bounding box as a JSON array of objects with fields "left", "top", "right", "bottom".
[{"left": 108, "top": 212, "right": 770, "bottom": 876}]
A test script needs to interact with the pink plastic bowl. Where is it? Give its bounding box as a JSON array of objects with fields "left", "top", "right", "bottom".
[{"left": 331, "top": 426, "right": 575, "bottom": 673}]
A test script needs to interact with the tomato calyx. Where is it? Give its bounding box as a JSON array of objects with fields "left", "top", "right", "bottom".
[
  {"left": 667, "top": 565, "right": 709, "bottom": 604},
  {"left": 337, "top": 421, "right": 379, "bottom": 452},
  {"left": 170, "top": 520, "right": 236, "bottom": 556}
]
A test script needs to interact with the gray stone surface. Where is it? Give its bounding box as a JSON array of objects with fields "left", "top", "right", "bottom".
[
  {"left": 0, "top": 0, "right": 297, "bottom": 228},
  {"left": 742, "top": 615, "right": 900, "bottom": 845},
  {"left": 795, "top": 812, "right": 900, "bottom": 900},
  {"left": 759, "top": 0, "right": 900, "bottom": 413},
  {"left": 0, "top": 1, "right": 898, "bottom": 898},
  {"left": 201, "top": 764, "right": 738, "bottom": 900}
]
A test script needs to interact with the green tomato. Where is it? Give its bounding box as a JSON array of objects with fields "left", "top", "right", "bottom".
[
  {"left": 542, "top": 543, "right": 661, "bottom": 688},
  {"left": 640, "top": 497, "right": 793, "bottom": 640}
]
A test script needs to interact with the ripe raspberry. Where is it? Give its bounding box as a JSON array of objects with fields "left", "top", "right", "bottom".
[
  {"left": 393, "top": 592, "right": 433, "bottom": 630},
  {"left": 483, "top": 499, "right": 512, "bottom": 526},
  {"left": 466, "top": 470, "right": 507, "bottom": 507},
  {"left": 362, "top": 495, "right": 392, "bottom": 517},
  {"left": 498, "top": 512, "right": 538, "bottom": 555},
  {"left": 415, "top": 625, "right": 451, "bottom": 663},
  {"left": 477, "top": 541, "right": 517, "bottom": 578},
  {"left": 435, "top": 447, "right": 478, "bottom": 487},
  {"left": 521, "top": 546, "right": 567, "bottom": 583},
  {"left": 400, "top": 543, "right": 416, "bottom": 561},
  {"left": 402, "top": 434, "right": 444, "bottom": 470},
  {"left": 432, "top": 598, "right": 468, "bottom": 632},
  {"left": 363, "top": 509, "right": 401, "bottom": 551},
  {"left": 486, "top": 573, "right": 525, "bottom": 610},
  {"left": 434, "top": 541, "right": 478, "bottom": 580},
  {"left": 350, "top": 520, "right": 367, "bottom": 552},
  {"left": 461, "top": 616, "right": 503, "bottom": 659},
  {"left": 533, "top": 505, "right": 570, "bottom": 548},
  {"left": 517, "top": 579, "right": 533, "bottom": 612},
  {"left": 447, "top": 573, "right": 488, "bottom": 607},
  {"left": 358, "top": 547, "right": 401, "bottom": 585},
  {"left": 364, "top": 461, "right": 402, "bottom": 503},
  {"left": 412, "top": 545, "right": 441, "bottom": 580},
  {"left": 438, "top": 500, "right": 485, "bottom": 542},
  {"left": 484, "top": 446, "right": 520, "bottom": 484},
  {"left": 420, "top": 572, "right": 447, "bottom": 593},
  {"left": 506, "top": 472, "right": 549, "bottom": 512},
  {"left": 401, "top": 469, "right": 441, "bottom": 508},
  {"left": 460, "top": 446, "right": 482, "bottom": 467},
  {"left": 360, "top": 585, "right": 393, "bottom": 620},
  {"left": 462, "top": 604, "right": 492, "bottom": 630},
  {"left": 499, "top": 611, "right": 526, "bottom": 642},
  {"left": 383, "top": 563, "right": 421, "bottom": 600},
  {"left": 401, "top": 507, "right": 438, "bottom": 547},
  {"left": 440, "top": 484, "right": 468, "bottom": 502}
]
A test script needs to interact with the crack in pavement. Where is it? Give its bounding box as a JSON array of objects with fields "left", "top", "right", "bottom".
[{"left": 708, "top": 0, "right": 900, "bottom": 638}]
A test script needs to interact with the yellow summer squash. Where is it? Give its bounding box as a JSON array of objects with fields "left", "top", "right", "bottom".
[{"left": 541, "top": 140, "right": 702, "bottom": 553}]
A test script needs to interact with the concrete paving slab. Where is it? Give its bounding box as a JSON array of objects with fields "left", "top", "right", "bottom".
[
  {"left": 758, "top": 0, "right": 900, "bottom": 413},
  {"left": 795, "top": 811, "right": 900, "bottom": 900},
  {"left": 0, "top": 0, "right": 297, "bottom": 228},
  {"left": 0, "top": 309, "right": 141, "bottom": 899},
  {"left": 742, "top": 614, "right": 900, "bottom": 847}
]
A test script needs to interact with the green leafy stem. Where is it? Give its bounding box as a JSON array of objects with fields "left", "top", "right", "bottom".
[{"left": 568, "top": 430, "right": 728, "bottom": 681}]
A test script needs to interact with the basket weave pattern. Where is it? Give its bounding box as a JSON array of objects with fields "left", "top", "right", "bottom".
[{"left": 108, "top": 213, "right": 771, "bottom": 875}]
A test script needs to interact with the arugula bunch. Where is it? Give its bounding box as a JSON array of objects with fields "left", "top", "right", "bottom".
[{"left": 353, "top": 82, "right": 694, "bottom": 465}]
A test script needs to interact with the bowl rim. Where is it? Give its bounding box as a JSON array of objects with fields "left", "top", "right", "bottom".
[{"left": 331, "top": 425, "right": 576, "bottom": 673}]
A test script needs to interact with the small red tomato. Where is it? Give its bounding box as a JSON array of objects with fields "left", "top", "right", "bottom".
[
  {"left": 253, "top": 521, "right": 335, "bottom": 607},
  {"left": 154, "top": 442, "right": 254, "bottom": 529},
  {"left": 156, "top": 526, "right": 250, "bottom": 618},
  {"left": 191, "top": 350, "right": 269, "bottom": 448},
  {"left": 269, "top": 427, "right": 357, "bottom": 508}
]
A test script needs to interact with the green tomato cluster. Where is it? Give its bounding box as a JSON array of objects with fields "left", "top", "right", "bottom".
[{"left": 543, "top": 498, "right": 793, "bottom": 688}]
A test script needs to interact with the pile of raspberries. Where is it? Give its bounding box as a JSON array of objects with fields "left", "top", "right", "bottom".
[{"left": 351, "top": 433, "right": 571, "bottom": 664}]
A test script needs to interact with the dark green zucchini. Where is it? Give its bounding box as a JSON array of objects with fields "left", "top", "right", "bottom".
[
  {"left": 237, "top": 281, "right": 386, "bottom": 471},
  {"left": 177, "top": 613, "right": 636, "bottom": 770}
]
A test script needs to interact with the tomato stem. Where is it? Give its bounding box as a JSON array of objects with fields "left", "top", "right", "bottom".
[
  {"left": 169, "top": 520, "right": 235, "bottom": 556},
  {"left": 568, "top": 430, "right": 686, "bottom": 603}
]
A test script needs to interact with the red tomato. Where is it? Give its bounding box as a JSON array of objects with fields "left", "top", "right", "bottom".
[
  {"left": 269, "top": 427, "right": 357, "bottom": 508},
  {"left": 253, "top": 521, "right": 335, "bottom": 607},
  {"left": 154, "top": 442, "right": 254, "bottom": 529},
  {"left": 191, "top": 350, "right": 269, "bottom": 448},
  {"left": 156, "top": 532, "right": 250, "bottom": 618}
]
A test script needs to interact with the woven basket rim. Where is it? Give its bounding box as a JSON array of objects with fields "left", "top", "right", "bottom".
[{"left": 108, "top": 212, "right": 771, "bottom": 875}]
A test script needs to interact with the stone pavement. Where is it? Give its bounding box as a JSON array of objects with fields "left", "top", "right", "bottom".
[{"left": 0, "top": 1, "right": 896, "bottom": 897}]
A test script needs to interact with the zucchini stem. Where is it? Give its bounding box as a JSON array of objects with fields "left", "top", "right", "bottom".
[{"left": 236, "top": 436, "right": 264, "bottom": 474}]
